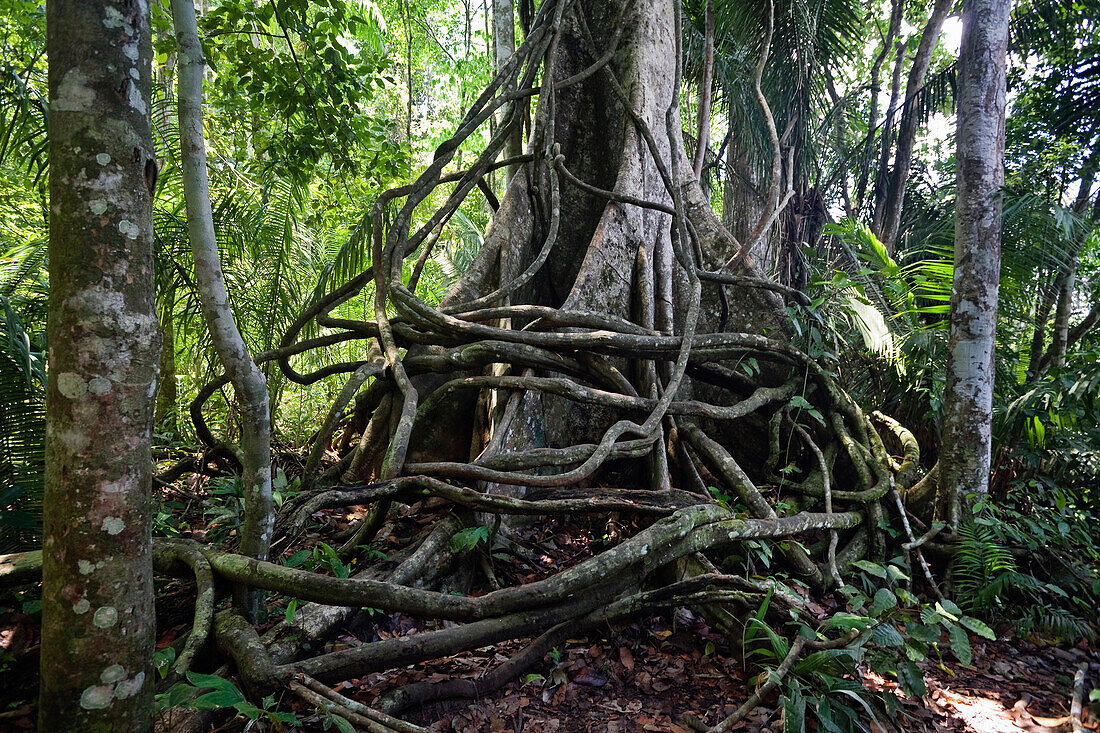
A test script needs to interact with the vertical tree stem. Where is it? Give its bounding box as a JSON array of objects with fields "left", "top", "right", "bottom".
[
  {"left": 172, "top": 0, "right": 273, "bottom": 614},
  {"left": 41, "top": 0, "right": 160, "bottom": 728},
  {"left": 940, "top": 0, "right": 1011, "bottom": 529}
]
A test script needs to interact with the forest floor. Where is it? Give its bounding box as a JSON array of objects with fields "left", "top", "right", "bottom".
[
  {"left": 383, "top": 615, "right": 1099, "bottom": 733},
  {"left": 1, "top": 491, "right": 1097, "bottom": 732},
  {"left": 0, "top": 596, "right": 1096, "bottom": 732}
]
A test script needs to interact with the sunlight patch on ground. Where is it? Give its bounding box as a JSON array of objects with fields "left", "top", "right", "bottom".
[{"left": 931, "top": 687, "right": 1036, "bottom": 733}]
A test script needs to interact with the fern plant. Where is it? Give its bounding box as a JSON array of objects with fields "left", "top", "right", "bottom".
[
  {"left": 0, "top": 346, "right": 44, "bottom": 551},
  {"left": 954, "top": 520, "right": 1096, "bottom": 641},
  {"left": 740, "top": 591, "right": 899, "bottom": 733},
  {"left": 953, "top": 523, "right": 1027, "bottom": 614}
]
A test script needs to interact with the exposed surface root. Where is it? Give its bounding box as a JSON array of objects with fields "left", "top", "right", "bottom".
[{"left": 145, "top": 0, "right": 943, "bottom": 726}]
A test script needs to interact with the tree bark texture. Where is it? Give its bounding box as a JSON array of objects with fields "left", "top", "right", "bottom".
[
  {"left": 166, "top": 0, "right": 912, "bottom": 713},
  {"left": 876, "top": 0, "right": 954, "bottom": 253},
  {"left": 154, "top": 281, "right": 178, "bottom": 433},
  {"left": 463, "top": 0, "right": 784, "bottom": 498},
  {"left": 856, "top": 0, "right": 903, "bottom": 213},
  {"left": 173, "top": 0, "right": 273, "bottom": 602},
  {"left": 41, "top": 0, "right": 160, "bottom": 728},
  {"left": 870, "top": 35, "right": 906, "bottom": 233},
  {"left": 692, "top": 0, "right": 715, "bottom": 180},
  {"left": 940, "top": 0, "right": 1010, "bottom": 528},
  {"left": 493, "top": 0, "right": 524, "bottom": 185}
]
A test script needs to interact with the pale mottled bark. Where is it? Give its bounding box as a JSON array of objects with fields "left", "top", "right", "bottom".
[
  {"left": 41, "top": 0, "right": 160, "bottom": 728},
  {"left": 876, "top": 0, "right": 954, "bottom": 253},
  {"left": 172, "top": 0, "right": 273, "bottom": 608},
  {"left": 939, "top": 0, "right": 1010, "bottom": 528}
]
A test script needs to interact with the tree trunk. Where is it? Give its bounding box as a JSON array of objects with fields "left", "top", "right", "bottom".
[
  {"left": 856, "top": 0, "right": 903, "bottom": 213},
  {"left": 723, "top": 144, "right": 766, "bottom": 271},
  {"left": 1037, "top": 152, "right": 1100, "bottom": 375},
  {"left": 154, "top": 282, "right": 178, "bottom": 435},
  {"left": 173, "top": 0, "right": 273, "bottom": 615},
  {"left": 512, "top": 0, "right": 773, "bottom": 482},
  {"left": 40, "top": 1, "right": 160, "bottom": 728},
  {"left": 870, "top": 35, "right": 906, "bottom": 234},
  {"left": 493, "top": 0, "right": 524, "bottom": 187},
  {"left": 939, "top": 0, "right": 1010, "bottom": 529},
  {"left": 1027, "top": 271, "right": 1057, "bottom": 379},
  {"left": 392, "top": 0, "right": 785, "bottom": 495},
  {"left": 876, "top": 0, "right": 954, "bottom": 253},
  {"left": 1047, "top": 262, "right": 1076, "bottom": 370},
  {"left": 692, "top": 0, "right": 715, "bottom": 180}
]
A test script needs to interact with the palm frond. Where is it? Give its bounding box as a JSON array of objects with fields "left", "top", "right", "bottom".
[{"left": 0, "top": 342, "right": 44, "bottom": 551}]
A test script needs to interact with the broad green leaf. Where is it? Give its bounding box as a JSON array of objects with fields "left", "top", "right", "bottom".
[
  {"left": 959, "top": 616, "right": 996, "bottom": 640},
  {"left": 155, "top": 683, "right": 199, "bottom": 712},
  {"left": 185, "top": 671, "right": 240, "bottom": 694},
  {"left": 284, "top": 549, "right": 312, "bottom": 568},
  {"left": 903, "top": 641, "right": 928, "bottom": 662},
  {"left": 821, "top": 612, "right": 872, "bottom": 629},
  {"left": 852, "top": 560, "right": 887, "bottom": 578},
  {"left": 920, "top": 606, "right": 944, "bottom": 625},
  {"left": 190, "top": 689, "right": 245, "bottom": 710},
  {"left": 871, "top": 588, "right": 898, "bottom": 615},
  {"left": 896, "top": 660, "right": 927, "bottom": 698},
  {"left": 934, "top": 602, "right": 959, "bottom": 622},
  {"left": 871, "top": 624, "right": 904, "bottom": 647},
  {"left": 233, "top": 701, "right": 265, "bottom": 719},
  {"left": 789, "top": 395, "right": 813, "bottom": 410},
  {"left": 948, "top": 624, "right": 972, "bottom": 666},
  {"left": 887, "top": 564, "right": 910, "bottom": 583},
  {"left": 907, "top": 622, "right": 940, "bottom": 643}
]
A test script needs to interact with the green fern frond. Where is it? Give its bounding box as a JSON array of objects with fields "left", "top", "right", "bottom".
[
  {"left": 1016, "top": 605, "right": 1096, "bottom": 642},
  {"left": 954, "top": 523, "right": 1019, "bottom": 612}
]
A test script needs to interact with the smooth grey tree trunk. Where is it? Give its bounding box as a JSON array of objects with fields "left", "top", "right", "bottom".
[
  {"left": 172, "top": 0, "right": 273, "bottom": 612},
  {"left": 154, "top": 282, "right": 179, "bottom": 434},
  {"left": 722, "top": 139, "right": 766, "bottom": 265},
  {"left": 493, "top": 0, "right": 523, "bottom": 186},
  {"left": 40, "top": 1, "right": 160, "bottom": 729},
  {"left": 1037, "top": 154, "right": 1100, "bottom": 374},
  {"left": 939, "top": 0, "right": 1010, "bottom": 529},
  {"left": 856, "top": 0, "right": 903, "bottom": 212},
  {"left": 870, "top": 35, "right": 906, "bottom": 233},
  {"left": 876, "top": 0, "right": 954, "bottom": 253},
  {"left": 692, "top": 0, "right": 715, "bottom": 180}
]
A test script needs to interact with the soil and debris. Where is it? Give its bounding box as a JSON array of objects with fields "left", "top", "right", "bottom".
[{"left": 1, "top": 491, "right": 1097, "bottom": 732}]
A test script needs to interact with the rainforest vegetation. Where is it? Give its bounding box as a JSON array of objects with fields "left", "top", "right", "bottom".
[{"left": 1, "top": 0, "right": 1099, "bottom": 730}]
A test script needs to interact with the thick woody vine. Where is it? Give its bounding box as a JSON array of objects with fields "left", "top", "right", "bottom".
[
  {"left": 4, "top": 1, "right": 938, "bottom": 731},
  {"left": 186, "top": 0, "right": 933, "bottom": 728}
]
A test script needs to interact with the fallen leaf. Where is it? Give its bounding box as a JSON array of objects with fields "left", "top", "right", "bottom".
[{"left": 571, "top": 666, "right": 608, "bottom": 687}]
